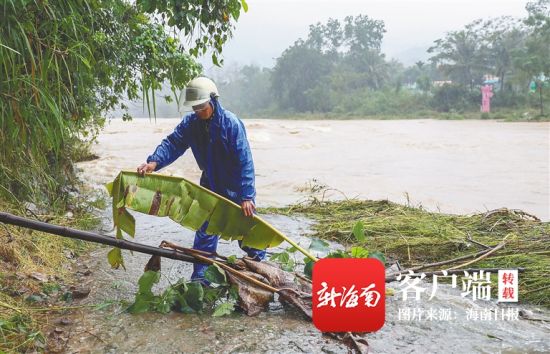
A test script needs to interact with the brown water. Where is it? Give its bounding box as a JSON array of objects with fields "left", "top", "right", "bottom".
[
  {"left": 78, "top": 118, "right": 550, "bottom": 220},
  {"left": 69, "top": 118, "right": 550, "bottom": 353}
]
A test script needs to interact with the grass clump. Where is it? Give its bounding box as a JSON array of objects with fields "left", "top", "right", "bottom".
[
  {"left": 0, "top": 188, "right": 104, "bottom": 352},
  {"left": 265, "top": 199, "right": 549, "bottom": 306}
]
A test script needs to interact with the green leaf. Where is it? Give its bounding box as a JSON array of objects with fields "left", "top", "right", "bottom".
[
  {"left": 128, "top": 271, "right": 161, "bottom": 313},
  {"left": 352, "top": 221, "right": 365, "bottom": 242},
  {"left": 185, "top": 282, "right": 204, "bottom": 312},
  {"left": 281, "top": 258, "right": 295, "bottom": 272},
  {"left": 172, "top": 282, "right": 195, "bottom": 314},
  {"left": 304, "top": 258, "right": 314, "bottom": 279},
  {"left": 309, "top": 238, "right": 329, "bottom": 253},
  {"left": 240, "top": 0, "right": 249, "bottom": 12},
  {"left": 203, "top": 287, "right": 222, "bottom": 304},
  {"left": 204, "top": 264, "right": 226, "bottom": 285},
  {"left": 350, "top": 246, "right": 369, "bottom": 258},
  {"left": 107, "top": 247, "right": 125, "bottom": 270},
  {"left": 226, "top": 255, "right": 237, "bottom": 264},
  {"left": 326, "top": 250, "right": 347, "bottom": 258},
  {"left": 212, "top": 302, "right": 234, "bottom": 317},
  {"left": 138, "top": 270, "right": 161, "bottom": 295},
  {"left": 105, "top": 182, "right": 114, "bottom": 195},
  {"left": 117, "top": 209, "right": 136, "bottom": 237},
  {"left": 228, "top": 285, "right": 239, "bottom": 301},
  {"left": 177, "top": 298, "right": 195, "bottom": 314},
  {"left": 128, "top": 295, "right": 153, "bottom": 314},
  {"left": 108, "top": 171, "right": 299, "bottom": 256},
  {"left": 155, "top": 287, "right": 178, "bottom": 313},
  {"left": 271, "top": 251, "right": 295, "bottom": 271},
  {"left": 212, "top": 53, "right": 220, "bottom": 67},
  {"left": 138, "top": 0, "right": 155, "bottom": 13},
  {"left": 270, "top": 251, "right": 290, "bottom": 263},
  {"left": 368, "top": 251, "right": 386, "bottom": 265}
]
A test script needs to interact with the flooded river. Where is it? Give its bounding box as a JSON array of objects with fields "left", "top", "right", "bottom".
[
  {"left": 78, "top": 118, "right": 549, "bottom": 220},
  {"left": 69, "top": 118, "right": 550, "bottom": 353}
]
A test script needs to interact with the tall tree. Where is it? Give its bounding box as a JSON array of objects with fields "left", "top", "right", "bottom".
[
  {"left": 342, "top": 15, "right": 388, "bottom": 90},
  {"left": 513, "top": 0, "right": 550, "bottom": 115},
  {"left": 271, "top": 40, "right": 333, "bottom": 112},
  {"left": 479, "top": 17, "right": 526, "bottom": 92},
  {"left": 428, "top": 20, "right": 489, "bottom": 89}
]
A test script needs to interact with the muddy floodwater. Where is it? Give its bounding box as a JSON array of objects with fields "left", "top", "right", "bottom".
[
  {"left": 78, "top": 118, "right": 549, "bottom": 220},
  {"left": 70, "top": 118, "right": 550, "bottom": 353}
]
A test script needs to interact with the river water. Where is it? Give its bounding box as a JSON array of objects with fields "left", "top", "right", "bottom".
[
  {"left": 68, "top": 118, "right": 550, "bottom": 353},
  {"left": 78, "top": 118, "right": 549, "bottom": 220}
]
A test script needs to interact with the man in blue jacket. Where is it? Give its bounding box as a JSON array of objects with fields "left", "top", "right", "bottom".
[{"left": 137, "top": 77, "right": 266, "bottom": 283}]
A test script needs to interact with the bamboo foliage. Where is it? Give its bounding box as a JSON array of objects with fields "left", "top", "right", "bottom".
[
  {"left": 106, "top": 171, "right": 318, "bottom": 266},
  {"left": 1, "top": 0, "right": 246, "bottom": 205}
]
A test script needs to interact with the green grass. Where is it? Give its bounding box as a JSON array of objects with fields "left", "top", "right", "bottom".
[
  {"left": 0, "top": 193, "right": 103, "bottom": 353},
  {"left": 245, "top": 108, "right": 550, "bottom": 121},
  {"left": 263, "top": 199, "right": 550, "bottom": 306}
]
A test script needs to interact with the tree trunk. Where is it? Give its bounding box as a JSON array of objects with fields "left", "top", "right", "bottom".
[{"left": 539, "top": 83, "right": 544, "bottom": 116}]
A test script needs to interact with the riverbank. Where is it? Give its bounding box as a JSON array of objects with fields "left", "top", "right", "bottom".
[
  {"left": 237, "top": 108, "right": 550, "bottom": 122},
  {"left": 52, "top": 204, "right": 550, "bottom": 353},
  {"left": 2, "top": 195, "right": 548, "bottom": 352},
  {"left": 262, "top": 199, "right": 550, "bottom": 306},
  {"left": 0, "top": 188, "right": 104, "bottom": 352}
]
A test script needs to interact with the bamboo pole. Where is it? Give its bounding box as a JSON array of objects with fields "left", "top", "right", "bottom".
[
  {"left": 257, "top": 219, "right": 319, "bottom": 262},
  {"left": 0, "top": 211, "right": 199, "bottom": 264},
  {"left": 385, "top": 247, "right": 493, "bottom": 278},
  {"left": 447, "top": 235, "right": 509, "bottom": 270},
  {"left": 0, "top": 211, "right": 298, "bottom": 296}
]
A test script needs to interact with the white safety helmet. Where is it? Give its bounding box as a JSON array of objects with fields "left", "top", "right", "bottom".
[{"left": 178, "top": 77, "right": 219, "bottom": 112}]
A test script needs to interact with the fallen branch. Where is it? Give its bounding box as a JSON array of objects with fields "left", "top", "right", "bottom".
[
  {"left": 386, "top": 235, "right": 510, "bottom": 280},
  {"left": 160, "top": 241, "right": 280, "bottom": 294},
  {"left": 482, "top": 208, "right": 540, "bottom": 222},
  {"left": 467, "top": 232, "right": 490, "bottom": 249},
  {"left": 386, "top": 247, "right": 493, "bottom": 278},
  {"left": 447, "top": 235, "right": 509, "bottom": 270}
]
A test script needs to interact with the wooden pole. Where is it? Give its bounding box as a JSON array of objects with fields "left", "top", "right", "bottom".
[{"left": 0, "top": 211, "right": 199, "bottom": 264}]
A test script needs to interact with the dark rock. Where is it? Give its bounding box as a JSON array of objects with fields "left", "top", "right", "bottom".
[
  {"left": 56, "top": 317, "right": 72, "bottom": 326},
  {"left": 70, "top": 286, "right": 91, "bottom": 299}
]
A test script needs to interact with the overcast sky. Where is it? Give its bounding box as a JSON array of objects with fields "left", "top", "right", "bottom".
[{"left": 200, "top": 0, "right": 528, "bottom": 70}]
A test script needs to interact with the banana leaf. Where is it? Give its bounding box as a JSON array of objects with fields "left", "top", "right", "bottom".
[{"left": 106, "top": 171, "right": 318, "bottom": 268}]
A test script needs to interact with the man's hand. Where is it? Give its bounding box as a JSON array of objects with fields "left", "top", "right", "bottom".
[
  {"left": 241, "top": 200, "right": 255, "bottom": 217},
  {"left": 137, "top": 161, "right": 157, "bottom": 176}
]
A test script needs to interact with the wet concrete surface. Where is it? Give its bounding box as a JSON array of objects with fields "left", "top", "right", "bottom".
[{"left": 63, "top": 211, "right": 550, "bottom": 353}]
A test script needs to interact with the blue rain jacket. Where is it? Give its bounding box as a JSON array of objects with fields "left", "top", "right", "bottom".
[{"left": 146, "top": 98, "right": 256, "bottom": 204}]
